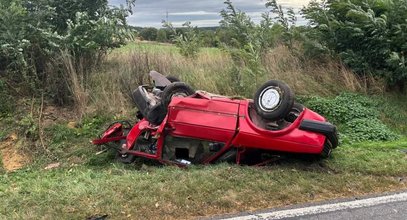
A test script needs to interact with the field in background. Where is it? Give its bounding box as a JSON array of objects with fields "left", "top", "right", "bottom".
[{"left": 1, "top": 41, "right": 406, "bottom": 219}]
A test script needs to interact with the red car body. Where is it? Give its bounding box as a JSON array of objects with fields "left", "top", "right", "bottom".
[{"left": 93, "top": 91, "right": 338, "bottom": 166}]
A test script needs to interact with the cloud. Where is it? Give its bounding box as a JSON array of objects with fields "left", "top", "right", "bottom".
[
  {"left": 110, "top": 0, "right": 311, "bottom": 27},
  {"left": 169, "top": 11, "right": 218, "bottom": 16}
]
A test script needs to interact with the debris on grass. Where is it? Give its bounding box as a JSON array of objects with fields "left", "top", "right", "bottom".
[
  {"left": 44, "top": 162, "right": 61, "bottom": 170},
  {"left": 67, "top": 121, "right": 78, "bottom": 129}
]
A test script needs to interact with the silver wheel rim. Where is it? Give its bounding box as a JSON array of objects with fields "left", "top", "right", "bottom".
[{"left": 259, "top": 86, "right": 282, "bottom": 112}]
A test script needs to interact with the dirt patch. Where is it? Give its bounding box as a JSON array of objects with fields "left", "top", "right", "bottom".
[
  {"left": 41, "top": 105, "right": 77, "bottom": 128},
  {"left": 0, "top": 133, "right": 28, "bottom": 171}
]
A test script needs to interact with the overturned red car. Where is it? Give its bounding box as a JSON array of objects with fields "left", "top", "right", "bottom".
[{"left": 93, "top": 71, "right": 338, "bottom": 166}]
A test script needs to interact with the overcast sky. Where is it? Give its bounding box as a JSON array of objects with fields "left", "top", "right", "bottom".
[{"left": 109, "top": 0, "right": 312, "bottom": 28}]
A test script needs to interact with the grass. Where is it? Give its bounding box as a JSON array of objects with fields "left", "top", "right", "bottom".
[
  {"left": 377, "top": 93, "right": 407, "bottom": 136},
  {"left": 114, "top": 41, "right": 223, "bottom": 56},
  {"left": 0, "top": 139, "right": 406, "bottom": 219},
  {"left": 1, "top": 41, "right": 406, "bottom": 219},
  {"left": 87, "top": 41, "right": 376, "bottom": 117}
]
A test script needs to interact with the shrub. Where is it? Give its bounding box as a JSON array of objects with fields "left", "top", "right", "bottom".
[
  {"left": 302, "top": 0, "right": 407, "bottom": 90},
  {"left": 344, "top": 118, "right": 399, "bottom": 143},
  {"left": 163, "top": 22, "right": 201, "bottom": 58},
  {"left": 0, "top": 79, "right": 13, "bottom": 116},
  {"left": 0, "top": 0, "right": 135, "bottom": 103},
  {"left": 140, "top": 27, "right": 158, "bottom": 41},
  {"left": 302, "top": 93, "right": 399, "bottom": 143},
  {"left": 304, "top": 93, "right": 379, "bottom": 124},
  {"left": 219, "top": 0, "right": 266, "bottom": 94}
]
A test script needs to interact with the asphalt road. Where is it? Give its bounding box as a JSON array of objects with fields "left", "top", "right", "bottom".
[{"left": 213, "top": 191, "right": 407, "bottom": 220}]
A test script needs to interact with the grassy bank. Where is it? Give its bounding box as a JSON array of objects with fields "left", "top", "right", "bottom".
[{"left": 1, "top": 139, "right": 406, "bottom": 219}]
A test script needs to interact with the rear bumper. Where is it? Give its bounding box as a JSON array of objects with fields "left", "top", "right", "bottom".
[{"left": 299, "top": 120, "right": 338, "bottom": 148}]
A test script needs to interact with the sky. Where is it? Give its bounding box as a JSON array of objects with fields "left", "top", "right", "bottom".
[{"left": 108, "top": 0, "right": 312, "bottom": 28}]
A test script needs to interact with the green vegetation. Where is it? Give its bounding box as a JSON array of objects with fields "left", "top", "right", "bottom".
[
  {"left": 134, "top": 0, "right": 407, "bottom": 91},
  {"left": 163, "top": 21, "right": 202, "bottom": 58},
  {"left": 1, "top": 41, "right": 406, "bottom": 218},
  {"left": 0, "top": 139, "right": 406, "bottom": 219},
  {"left": 302, "top": 93, "right": 400, "bottom": 143},
  {"left": 303, "top": 0, "right": 407, "bottom": 90},
  {"left": 0, "top": 0, "right": 135, "bottom": 104},
  {"left": 0, "top": 79, "right": 13, "bottom": 116},
  {"left": 1, "top": 0, "right": 407, "bottom": 219},
  {"left": 139, "top": 27, "right": 158, "bottom": 41}
]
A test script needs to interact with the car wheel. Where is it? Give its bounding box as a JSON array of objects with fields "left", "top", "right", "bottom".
[
  {"left": 115, "top": 129, "right": 136, "bottom": 164},
  {"left": 320, "top": 139, "right": 333, "bottom": 159},
  {"left": 161, "top": 82, "right": 195, "bottom": 108},
  {"left": 115, "top": 147, "right": 136, "bottom": 164},
  {"left": 254, "top": 80, "right": 294, "bottom": 121}
]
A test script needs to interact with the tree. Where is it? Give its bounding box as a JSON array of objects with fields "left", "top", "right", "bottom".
[
  {"left": 140, "top": 27, "right": 158, "bottom": 41},
  {"left": 200, "top": 30, "right": 217, "bottom": 47},
  {"left": 302, "top": 0, "right": 407, "bottom": 90},
  {"left": 0, "top": 0, "right": 136, "bottom": 102},
  {"left": 156, "top": 29, "right": 168, "bottom": 42},
  {"left": 163, "top": 21, "right": 201, "bottom": 58},
  {"left": 265, "top": 0, "right": 297, "bottom": 49}
]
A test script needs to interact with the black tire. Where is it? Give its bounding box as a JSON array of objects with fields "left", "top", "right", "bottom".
[
  {"left": 285, "top": 102, "right": 304, "bottom": 122},
  {"left": 320, "top": 139, "right": 333, "bottom": 159},
  {"left": 115, "top": 148, "right": 136, "bottom": 164},
  {"left": 161, "top": 82, "right": 195, "bottom": 109},
  {"left": 254, "top": 80, "right": 294, "bottom": 121},
  {"left": 166, "top": 75, "right": 181, "bottom": 83},
  {"left": 115, "top": 129, "right": 136, "bottom": 164}
]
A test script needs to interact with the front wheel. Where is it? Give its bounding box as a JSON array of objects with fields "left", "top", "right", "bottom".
[
  {"left": 115, "top": 129, "right": 136, "bottom": 164},
  {"left": 115, "top": 148, "right": 137, "bottom": 164},
  {"left": 320, "top": 139, "right": 333, "bottom": 159},
  {"left": 254, "top": 80, "right": 294, "bottom": 121}
]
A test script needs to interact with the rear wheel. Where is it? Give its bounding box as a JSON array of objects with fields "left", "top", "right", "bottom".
[
  {"left": 254, "top": 80, "right": 294, "bottom": 121},
  {"left": 161, "top": 82, "right": 195, "bottom": 109}
]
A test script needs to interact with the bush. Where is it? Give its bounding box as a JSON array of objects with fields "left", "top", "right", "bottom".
[
  {"left": 0, "top": 0, "right": 135, "bottom": 103},
  {"left": 304, "top": 93, "right": 379, "bottom": 124},
  {"left": 140, "top": 27, "right": 158, "bottom": 41},
  {"left": 302, "top": 93, "right": 399, "bottom": 143},
  {"left": 302, "top": 0, "right": 407, "bottom": 90},
  {"left": 0, "top": 79, "right": 13, "bottom": 116},
  {"left": 343, "top": 118, "right": 399, "bottom": 143},
  {"left": 163, "top": 22, "right": 201, "bottom": 58}
]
